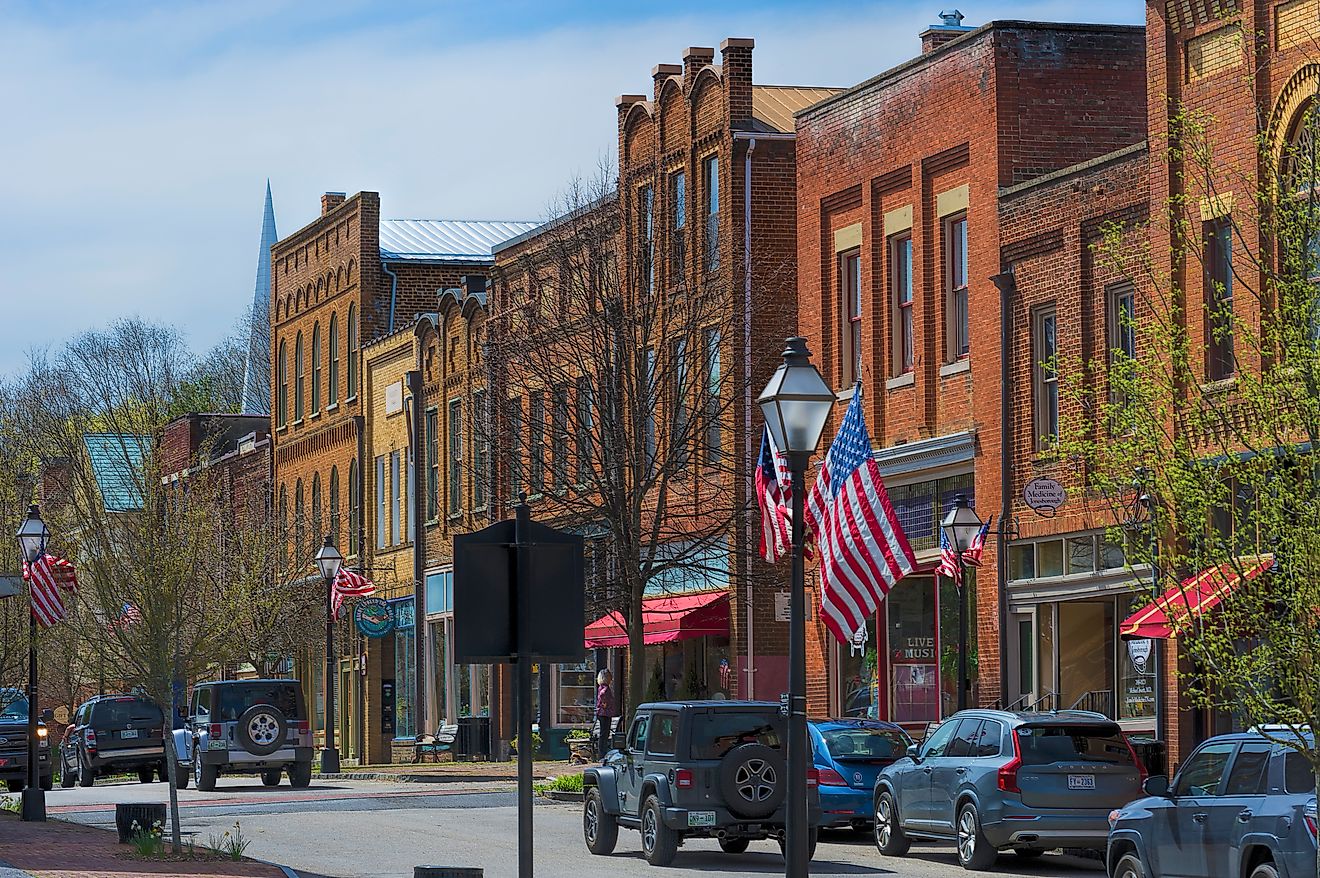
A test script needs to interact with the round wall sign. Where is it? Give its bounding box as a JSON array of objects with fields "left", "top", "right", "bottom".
[
  {"left": 353, "top": 597, "right": 395, "bottom": 638},
  {"left": 1023, "top": 477, "right": 1067, "bottom": 517}
]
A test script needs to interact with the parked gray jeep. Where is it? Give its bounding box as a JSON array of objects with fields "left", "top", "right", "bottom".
[
  {"left": 173, "top": 679, "right": 313, "bottom": 791},
  {"left": 582, "top": 700, "right": 822, "bottom": 866}
]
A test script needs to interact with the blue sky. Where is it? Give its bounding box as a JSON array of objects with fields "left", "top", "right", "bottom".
[{"left": 0, "top": 0, "right": 1143, "bottom": 378}]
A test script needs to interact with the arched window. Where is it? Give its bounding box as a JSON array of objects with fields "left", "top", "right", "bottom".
[
  {"left": 311, "top": 473, "right": 323, "bottom": 543},
  {"left": 294, "top": 331, "right": 305, "bottom": 421},
  {"left": 277, "top": 340, "right": 288, "bottom": 427},
  {"left": 278, "top": 485, "right": 289, "bottom": 567},
  {"left": 329, "top": 466, "right": 340, "bottom": 547},
  {"left": 294, "top": 479, "right": 305, "bottom": 557},
  {"left": 328, "top": 315, "right": 340, "bottom": 407},
  {"left": 348, "top": 457, "right": 360, "bottom": 556},
  {"left": 347, "top": 304, "right": 358, "bottom": 399},
  {"left": 311, "top": 323, "right": 322, "bottom": 414}
]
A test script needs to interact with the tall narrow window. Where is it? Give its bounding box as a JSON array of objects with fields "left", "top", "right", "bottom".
[
  {"left": 947, "top": 216, "right": 970, "bottom": 361},
  {"left": 704, "top": 155, "right": 720, "bottom": 271},
  {"left": 294, "top": 480, "right": 305, "bottom": 555},
  {"left": 391, "top": 449, "right": 402, "bottom": 545},
  {"left": 311, "top": 474, "right": 322, "bottom": 542},
  {"left": 552, "top": 385, "right": 569, "bottom": 488},
  {"left": 841, "top": 250, "right": 862, "bottom": 385},
  {"left": 426, "top": 408, "right": 439, "bottom": 521},
  {"left": 406, "top": 448, "right": 414, "bottom": 542},
  {"left": 294, "top": 332, "right": 305, "bottom": 421},
  {"left": 328, "top": 315, "right": 339, "bottom": 407},
  {"left": 644, "top": 348, "right": 657, "bottom": 473},
  {"left": 704, "top": 328, "right": 721, "bottom": 465},
  {"left": 329, "top": 466, "right": 340, "bottom": 546},
  {"left": 449, "top": 399, "right": 463, "bottom": 514},
  {"left": 1206, "top": 219, "right": 1235, "bottom": 380},
  {"left": 347, "top": 303, "right": 358, "bottom": 399},
  {"left": 375, "top": 455, "right": 387, "bottom": 550},
  {"left": 278, "top": 486, "right": 288, "bottom": 566},
  {"left": 638, "top": 185, "right": 654, "bottom": 294},
  {"left": 473, "top": 390, "right": 488, "bottom": 509},
  {"left": 529, "top": 392, "right": 545, "bottom": 494},
  {"left": 508, "top": 397, "right": 523, "bottom": 500},
  {"left": 277, "top": 340, "right": 288, "bottom": 427},
  {"left": 576, "top": 377, "right": 593, "bottom": 483},
  {"left": 671, "top": 338, "right": 690, "bottom": 467},
  {"left": 348, "top": 458, "right": 359, "bottom": 556},
  {"left": 1034, "top": 306, "right": 1059, "bottom": 448},
  {"left": 311, "top": 323, "right": 321, "bottom": 414},
  {"left": 670, "top": 170, "right": 686, "bottom": 282},
  {"left": 892, "top": 234, "right": 914, "bottom": 375}
]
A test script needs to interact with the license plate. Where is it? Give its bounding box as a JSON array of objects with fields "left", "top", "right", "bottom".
[
  {"left": 207, "top": 739, "right": 228, "bottom": 750},
  {"left": 121, "top": 729, "right": 138, "bottom": 739},
  {"left": 687, "top": 811, "right": 717, "bottom": 827},
  {"left": 1068, "top": 774, "right": 1096, "bottom": 790}
]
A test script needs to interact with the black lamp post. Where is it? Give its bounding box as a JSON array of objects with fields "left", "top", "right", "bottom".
[
  {"left": 757, "top": 337, "right": 835, "bottom": 878},
  {"left": 940, "top": 494, "right": 982, "bottom": 712},
  {"left": 314, "top": 536, "right": 343, "bottom": 774},
  {"left": 16, "top": 505, "right": 49, "bottom": 822}
]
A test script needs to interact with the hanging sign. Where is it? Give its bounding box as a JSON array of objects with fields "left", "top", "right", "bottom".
[
  {"left": 353, "top": 597, "right": 395, "bottom": 638},
  {"left": 1023, "top": 477, "right": 1067, "bottom": 517}
]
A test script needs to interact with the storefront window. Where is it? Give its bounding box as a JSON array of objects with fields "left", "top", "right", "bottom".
[
  {"left": 890, "top": 474, "right": 975, "bottom": 552},
  {"left": 938, "top": 572, "right": 977, "bottom": 716},
  {"left": 394, "top": 599, "right": 416, "bottom": 739},
  {"left": 556, "top": 661, "right": 596, "bottom": 726},
  {"left": 1068, "top": 537, "right": 1096, "bottom": 574},
  {"left": 1119, "top": 598, "right": 1157, "bottom": 720},
  {"left": 1009, "top": 544, "right": 1034, "bottom": 580},
  {"left": 429, "top": 620, "right": 448, "bottom": 727},
  {"left": 1037, "top": 541, "right": 1065, "bottom": 578},
  {"left": 706, "top": 639, "right": 733, "bottom": 699},
  {"left": 837, "top": 616, "right": 879, "bottom": 718},
  {"left": 1057, "top": 601, "right": 1113, "bottom": 715},
  {"left": 888, "top": 576, "right": 938, "bottom": 723}
]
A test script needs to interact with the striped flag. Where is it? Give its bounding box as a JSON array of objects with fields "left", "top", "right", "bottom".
[
  {"left": 962, "top": 518, "right": 991, "bottom": 567},
  {"left": 22, "top": 554, "right": 78, "bottom": 628},
  {"left": 111, "top": 602, "right": 142, "bottom": 629},
  {"left": 331, "top": 568, "right": 375, "bottom": 620},
  {"left": 755, "top": 428, "right": 792, "bottom": 562},
  {"left": 935, "top": 527, "right": 962, "bottom": 585},
  {"left": 805, "top": 390, "right": 917, "bottom": 644}
]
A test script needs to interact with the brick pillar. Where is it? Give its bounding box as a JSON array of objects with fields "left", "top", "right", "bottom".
[{"left": 719, "top": 38, "right": 754, "bottom": 126}]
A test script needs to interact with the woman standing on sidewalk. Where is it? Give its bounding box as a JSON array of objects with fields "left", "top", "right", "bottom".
[{"left": 594, "top": 669, "right": 618, "bottom": 760}]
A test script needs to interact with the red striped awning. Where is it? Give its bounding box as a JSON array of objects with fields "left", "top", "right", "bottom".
[
  {"left": 1119, "top": 556, "right": 1273, "bottom": 640},
  {"left": 584, "top": 591, "right": 730, "bottom": 649}
]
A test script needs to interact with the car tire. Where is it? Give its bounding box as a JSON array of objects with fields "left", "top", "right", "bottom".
[
  {"left": 175, "top": 763, "right": 190, "bottom": 789},
  {"left": 1114, "top": 853, "right": 1145, "bottom": 878},
  {"left": 138, "top": 767, "right": 155, "bottom": 784},
  {"left": 40, "top": 773, "right": 53, "bottom": 791},
  {"left": 287, "top": 760, "right": 312, "bottom": 788},
  {"left": 77, "top": 755, "right": 94, "bottom": 788},
  {"left": 875, "top": 790, "right": 911, "bottom": 856},
  {"left": 261, "top": 768, "right": 282, "bottom": 787},
  {"left": 717, "top": 743, "right": 786, "bottom": 819},
  {"left": 777, "top": 827, "right": 819, "bottom": 861},
  {"left": 1249, "top": 864, "right": 1279, "bottom": 878},
  {"left": 583, "top": 787, "right": 618, "bottom": 855},
  {"left": 1014, "top": 849, "right": 1045, "bottom": 859},
  {"left": 640, "top": 795, "right": 678, "bottom": 866},
  {"left": 4, "top": 780, "right": 21, "bottom": 793},
  {"left": 956, "top": 802, "right": 997, "bottom": 871},
  {"left": 236, "top": 705, "right": 288, "bottom": 757},
  {"left": 60, "top": 766, "right": 74, "bottom": 788},
  {"left": 194, "top": 752, "right": 218, "bottom": 792},
  {"left": 718, "top": 837, "right": 750, "bottom": 854}
]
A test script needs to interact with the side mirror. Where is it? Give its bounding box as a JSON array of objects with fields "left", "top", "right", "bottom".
[
  {"left": 40, "top": 708, "right": 54, "bottom": 722},
  {"left": 611, "top": 731, "right": 627, "bottom": 752},
  {"left": 1143, "top": 775, "right": 1170, "bottom": 797},
  {"left": 906, "top": 743, "right": 921, "bottom": 762}
]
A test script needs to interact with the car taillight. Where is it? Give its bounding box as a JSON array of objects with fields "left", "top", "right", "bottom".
[
  {"left": 291, "top": 720, "right": 309, "bottom": 733},
  {"left": 209, "top": 723, "right": 222, "bottom": 739},
  {"left": 674, "top": 768, "right": 694, "bottom": 789},
  {"left": 817, "top": 767, "right": 849, "bottom": 786},
  {"left": 807, "top": 768, "right": 819, "bottom": 788},
  {"left": 998, "top": 732, "right": 1022, "bottom": 793},
  {"left": 1124, "top": 734, "right": 1148, "bottom": 784},
  {"left": 1305, "top": 811, "right": 1317, "bottom": 842},
  {"left": 83, "top": 728, "right": 96, "bottom": 750}
]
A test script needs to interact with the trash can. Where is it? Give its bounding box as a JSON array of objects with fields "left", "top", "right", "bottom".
[{"left": 456, "top": 716, "right": 491, "bottom": 759}]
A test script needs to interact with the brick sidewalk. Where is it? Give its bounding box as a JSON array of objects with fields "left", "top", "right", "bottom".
[
  {"left": 0, "top": 812, "right": 287, "bottom": 878},
  {"left": 323, "top": 758, "right": 580, "bottom": 782}
]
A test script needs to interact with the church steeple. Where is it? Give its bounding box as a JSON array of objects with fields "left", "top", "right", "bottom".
[{"left": 242, "top": 181, "right": 277, "bottom": 415}]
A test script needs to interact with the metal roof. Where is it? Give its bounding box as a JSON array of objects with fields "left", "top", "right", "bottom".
[
  {"left": 379, "top": 219, "right": 539, "bottom": 264},
  {"left": 750, "top": 85, "right": 844, "bottom": 133},
  {"left": 83, "top": 434, "right": 148, "bottom": 513}
]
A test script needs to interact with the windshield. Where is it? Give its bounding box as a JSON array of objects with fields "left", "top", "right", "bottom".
[
  {"left": 1017, "top": 724, "right": 1134, "bottom": 765},
  {"left": 820, "top": 726, "right": 910, "bottom": 760},
  {"left": 92, "top": 698, "right": 163, "bottom": 727},
  {"left": 0, "top": 691, "right": 28, "bottom": 722},
  {"left": 216, "top": 683, "right": 302, "bottom": 721},
  {"left": 691, "top": 712, "right": 781, "bottom": 759}
]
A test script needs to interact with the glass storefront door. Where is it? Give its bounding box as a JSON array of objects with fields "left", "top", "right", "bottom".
[
  {"left": 888, "top": 575, "right": 939, "bottom": 725},
  {"left": 836, "top": 616, "right": 880, "bottom": 718}
]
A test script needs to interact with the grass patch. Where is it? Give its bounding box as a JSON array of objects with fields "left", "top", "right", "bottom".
[{"left": 534, "top": 772, "right": 584, "bottom": 795}]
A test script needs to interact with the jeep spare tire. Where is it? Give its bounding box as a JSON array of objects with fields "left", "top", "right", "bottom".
[
  {"left": 718, "top": 742, "right": 785, "bottom": 818},
  {"left": 236, "top": 704, "right": 288, "bottom": 756}
]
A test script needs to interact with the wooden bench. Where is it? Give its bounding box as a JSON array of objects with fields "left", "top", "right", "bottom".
[{"left": 413, "top": 724, "right": 458, "bottom": 763}]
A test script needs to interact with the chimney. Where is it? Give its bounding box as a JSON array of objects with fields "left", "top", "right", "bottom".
[
  {"left": 719, "top": 38, "right": 754, "bottom": 126},
  {"left": 321, "top": 192, "right": 346, "bottom": 215},
  {"left": 682, "top": 47, "right": 715, "bottom": 90},
  {"left": 920, "top": 9, "right": 973, "bottom": 53}
]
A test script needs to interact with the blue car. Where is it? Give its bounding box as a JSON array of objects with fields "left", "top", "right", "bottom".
[{"left": 810, "top": 718, "right": 912, "bottom": 831}]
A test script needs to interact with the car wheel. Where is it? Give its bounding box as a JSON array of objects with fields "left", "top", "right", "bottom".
[
  {"left": 956, "top": 802, "right": 997, "bottom": 871},
  {"left": 640, "top": 795, "right": 678, "bottom": 866},
  {"left": 4, "top": 779, "right": 21, "bottom": 793},
  {"left": 777, "top": 827, "right": 819, "bottom": 861},
  {"left": 59, "top": 751, "right": 74, "bottom": 788},
  {"left": 1114, "top": 853, "right": 1145, "bottom": 878},
  {"left": 175, "top": 763, "right": 190, "bottom": 789},
  {"left": 875, "top": 790, "right": 911, "bottom": 856},
  {"left": 261, "top": 768, "right": 282, "bottom": 787},
  {"left": 1014, "top": 849, "right": 1045, "bottom": 859},
  {"left": 583, "top": 787, "right": 618, "bottom": 855},
  {"left": 718, "top": 743, "right": 786, "bottom": 819},
  {"left": 236, "top": 705, "right": 288, "bottom": 757},
  {"left": 138, "top": 767, "right": 155, "bottom": 784},
  {"left": 718, "top": 837, "right": 750, "bottom": 853},
  {"left": 77, "top": 755, "right": 94, "bottom": 788},
  {"left": 1249, "top": 863, "right": 1279, "bottom": 878},
  {"left": 287, "top": 760, "right": 312, "bottom": 788},
  {"left": 194, "top": 752, "right": 218, "bottom": 792}
]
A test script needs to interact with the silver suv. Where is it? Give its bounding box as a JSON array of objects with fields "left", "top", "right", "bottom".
[
  {"left": 173, "top": 680, "right": 313, "bottom": 791},
  {"left": 874, "top": 709, "right": 1144, "bottom": 870}
]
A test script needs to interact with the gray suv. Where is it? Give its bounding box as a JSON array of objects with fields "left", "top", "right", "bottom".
[
  {"left": 874, "top": 709, "right": 1144, "bottom": 870},
  {"left": 582, "top": 700, "right": 823, "bottom": 867},
  {"left": 1107, "top": 731, "right": 1317, "bottom": 878},
  {"left": 172, "top": 679, "right": 313, "bottom": 791}
]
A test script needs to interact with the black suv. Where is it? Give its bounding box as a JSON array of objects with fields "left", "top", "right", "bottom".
[
  {"left": 59, "top": 694, "right": 168, "bottom": 788},
  {"left": 582, "top": 700, "right": 823, "bottom": 866},
  {"left": 0, "top": 688, "right": 53, "bottom": 793}
]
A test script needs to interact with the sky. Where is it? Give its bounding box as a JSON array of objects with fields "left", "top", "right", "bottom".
[{"left": 0, "top": 0, "right": 1143, "bottom": 379}]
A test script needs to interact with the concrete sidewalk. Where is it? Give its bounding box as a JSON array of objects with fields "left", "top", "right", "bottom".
[
  {"left": 321, "top": 758, "right": 580, "bottom": 784},
  {"left": 0, "top": 811, "right": 291, "bottom": 878}
]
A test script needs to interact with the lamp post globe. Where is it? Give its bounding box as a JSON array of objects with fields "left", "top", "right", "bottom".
[
  {"left": 14, "top": 504, "right": 48, "bottom": 821},
  {"left": 315, "top": 536, "right": 342, "bottom": 774},
  {"left": 757, "top": 336, "right": 834, "bottom": 878},
  {"left": 940, "top": 494, "right": 982, "bottom": 712}
]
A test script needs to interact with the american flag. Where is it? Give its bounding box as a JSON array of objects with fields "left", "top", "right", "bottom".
[
  {"left": 962, "top": 518, "right": 991, "bottom": 567},
  {"left": 935, "top": 515, "right": 992, "bottom": 585},
  {"left": 805, "top": 391, "right": 917, "bottom": 644},
  {"left": 331, "top": 568, "right": 375, "bottom": 620},
  {"left": 22, "top": 554, "right": 78, "bottom": 628},
  {"left": 755, "top": 428, "right": 792, "bottom": 562},
  {"left": 111, "top": 603, "right": 142, "bottom": 629}
]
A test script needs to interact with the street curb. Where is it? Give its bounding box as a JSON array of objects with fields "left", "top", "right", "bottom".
[
  {"left": 317, "top": 771, "right": 527, "bottom": 784},
  {"left": 543, "top": 790, "right": 584, "bottom": 803},
  {"left": 251, "top": 855, "right": 301, "bottom": 878}
]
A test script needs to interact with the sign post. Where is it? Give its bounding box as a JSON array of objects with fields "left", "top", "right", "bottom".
[{"left": 454, "top": 496, "right": 584, "bottom": 878}]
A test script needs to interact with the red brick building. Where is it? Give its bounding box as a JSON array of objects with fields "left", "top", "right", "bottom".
[{"left": 794, "top": 16, "right": 1147, "bottom": 734}]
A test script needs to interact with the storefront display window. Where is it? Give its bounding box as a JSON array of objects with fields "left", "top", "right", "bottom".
[
  {"left": 555, "top": 661, "right": 596, "bottom": 726},
  {"left": 890, "top": 475, "right": 975, "bottom": 552},
  {"left": 888, "top": 575, "right": 938, "bottom": 723},
  {"left": 638, "top": 636, "right": 731, "bottom": 703},
  {"left": 938, "top": 572, "right": 976, "bottom": 716},
  {"left": 1008, "top": 532, "right": 1130, "bottom": 582},
  {"left": 1057, "top": 601, "right": 1113, "bottom": 714},
  {"left": 429, "top": 621, "right": 448, "bottom": 727},
  {"left": 1119, "top": 599, "right": 1156, "bottom": 720},
  {"left": 837, "top": 617, "right": 879, "bottom": 718},
  {"left": 393, "top": 598, "right": 416, "bottom": 739}
]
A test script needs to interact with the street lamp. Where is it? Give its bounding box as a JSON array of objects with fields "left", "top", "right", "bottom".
[
  {"left": 16, "top": 505, "right": 48, "bottom": 822},
  {"left": 757, "top": 337, "right": 834, "bottom": 878},
  {"left": 314, "top": 536, "right": 343, "bottom": 774},
  {"left": 941, "top": 494, "right": 982, "bottom": 712}
]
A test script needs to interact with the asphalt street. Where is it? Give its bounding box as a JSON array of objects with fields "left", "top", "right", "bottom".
[{"left": 46, "top": 777, "right": 1110, "bottom": 878}]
